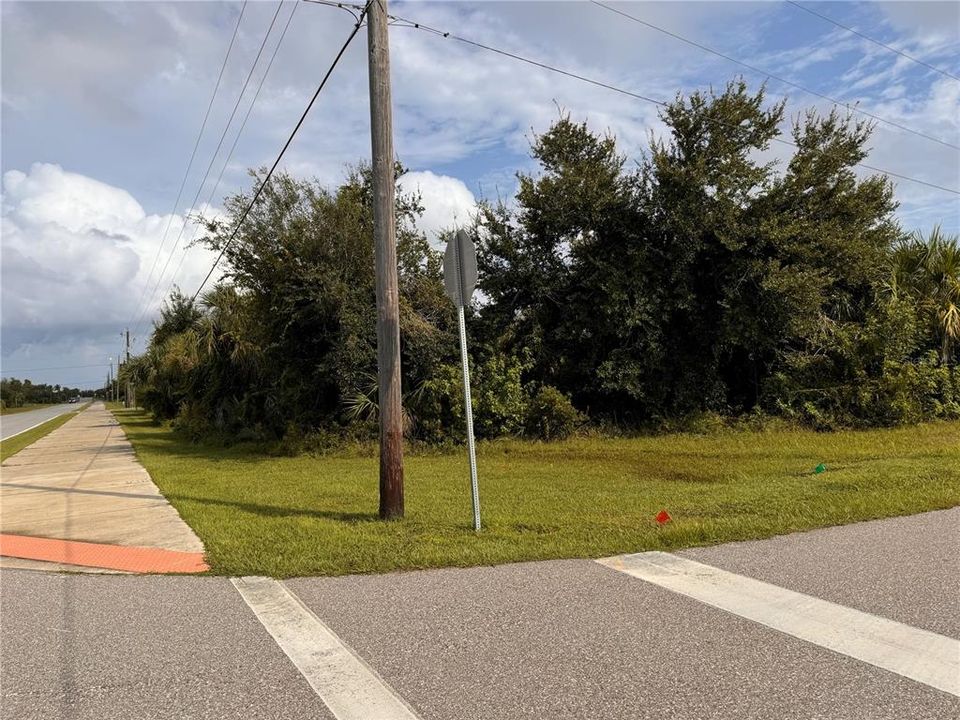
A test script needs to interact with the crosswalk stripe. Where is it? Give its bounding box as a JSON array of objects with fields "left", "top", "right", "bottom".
[
  {"left": 233, "top": 576, "right": 422, "bottom": 720},
  {"left": 598, "top": 551, "right": 960, "bottom": 697}
]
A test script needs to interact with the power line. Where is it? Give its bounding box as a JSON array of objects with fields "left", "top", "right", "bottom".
[
  {"left": 129, "top": 1, "right": 248, "bottom": 337},
  {"left": 785, "top": 0, "right": 960, "bottom": 83},
  {"left": 133, "top": 1, "right": 287, "bottom": 342},
  {"left": 163, "top": 0, "right": 300, "bottom": 308},
  {"left": 191, "top": 6, "right": 370, "bottom": 302},
  {"left": 302, "top": 0, "right": 361, "bottom": 21},
  {"left": 376, "top": 7, "right": 959, "bottom": 196},
  {"left": 591, "top": 0, "right": 958, "bottom": 151}
]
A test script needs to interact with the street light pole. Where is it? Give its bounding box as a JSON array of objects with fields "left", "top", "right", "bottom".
[{"left": 125, "top": 328, "right": 133, "bottom": 408}]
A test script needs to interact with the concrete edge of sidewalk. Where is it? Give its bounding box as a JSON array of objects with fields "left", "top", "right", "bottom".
[{"left": 0, "top": 402, "right": 208, "bottom": 574}]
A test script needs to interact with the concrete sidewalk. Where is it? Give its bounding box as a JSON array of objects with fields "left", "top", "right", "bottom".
[{"left": 0, "top": 403, "right": 205, "bottom": 572}]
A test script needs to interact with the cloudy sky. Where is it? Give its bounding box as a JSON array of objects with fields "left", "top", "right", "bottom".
[{"left": 2, "top": 0, "right": 958, "bottom": 389}]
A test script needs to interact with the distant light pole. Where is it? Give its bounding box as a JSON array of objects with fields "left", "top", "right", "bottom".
[{"left": 125, "top": 328, "right": 133, "bottom": 408}]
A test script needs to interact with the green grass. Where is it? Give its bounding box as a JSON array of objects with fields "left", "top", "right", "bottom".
[
  {"left": 1, "top": 411, "right": 80, "bottom": 462},
  {"left": 0, "top": 404, "right": 45, "bottom": 416},
  {"left": 111, "top": 408, "right": 960, "bottom": 578}
]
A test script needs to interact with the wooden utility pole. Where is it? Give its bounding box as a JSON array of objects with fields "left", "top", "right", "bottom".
[{"left": 367, "top": 0, "right": 404, "bottom": 519}]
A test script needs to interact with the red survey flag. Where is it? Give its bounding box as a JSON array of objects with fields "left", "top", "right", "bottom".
[{"left": 655, "top": 509, "right": 672, "bottom": 525}]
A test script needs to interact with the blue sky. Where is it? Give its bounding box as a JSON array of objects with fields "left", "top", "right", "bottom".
[{"left": 2, "top": 1, "right": 958, "bottom": 389}]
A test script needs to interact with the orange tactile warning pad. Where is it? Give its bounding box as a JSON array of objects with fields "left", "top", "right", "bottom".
[{"left": 0, "top": 534, "right": 209, "bottom": 574}]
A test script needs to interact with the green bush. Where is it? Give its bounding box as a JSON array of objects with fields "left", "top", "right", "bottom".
[
  {"left": 273, "top": 423, "right": 370, "bottom": 457},
  {"left": 473, "top": 354, "right": 528, "bottom": 438},
  {"left": 171, "top": 401, "right": 212, "bottom": 441},
  {"left": 525, "top": 385, "right": 583, "bottom": 440},
  {"left": 769, "top": 354, "right": 960, "bottom": 429},
  {"left": 409, "top": 364, "right": 463, "bottom": 443},
  {"left": 413, "top": 354, "right": 529, "bottom": 441}
]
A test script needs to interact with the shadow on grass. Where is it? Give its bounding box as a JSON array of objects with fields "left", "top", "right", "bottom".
[
  {"left": 168, "top": 493, "right": 379, "bottom": 523},
  {"left": 115, "top": 414, "right": 158, "bottom": 425},
  {"left": 143, "top": 441, "right": 273, "bottom": 466},
  {"left": 114, "top": 412, "right": 276, "bottom": 465}
]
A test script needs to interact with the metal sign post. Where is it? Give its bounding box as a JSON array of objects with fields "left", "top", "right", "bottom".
[{"left": 443, "top": 229, "right": 481, "bottom": 531}]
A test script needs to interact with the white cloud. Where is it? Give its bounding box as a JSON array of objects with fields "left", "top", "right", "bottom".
[
  {"left": 398, "top": 170, "right": 478, "bottom": 244},
  {"left": 1, "top": 164, "right": 220, "bottom": 361},
  {"left": 3, "top": 163, "right": 143, "bottom": 234},
  {"left": 878, "top": 1, "right": 960, "bottom": 41}
]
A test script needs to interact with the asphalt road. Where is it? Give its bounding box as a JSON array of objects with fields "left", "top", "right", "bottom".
[
  {"left": 0, "top": 403, "right": 85, "bottom": 441},
  {"left": 0, "top": 576, "right": 335, "bottom": 720},
  {"left": 2, "top": 510, "right": 958, "bottom": 719},
  {"left": 679, "top": 508, "right": 960, "bottom": 638}
]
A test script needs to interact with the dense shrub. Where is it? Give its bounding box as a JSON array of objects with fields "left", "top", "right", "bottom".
[
  {"left": 413, "top": 354, "right": 528, "bottom": 441},
  {"left": 768, "top": 355, "right": 960, "bottom": 429},
  {"left": 525, "top": 385, "right": 583, "bottom": 440},
  {"left": 412, "top": 364, "right": 464, "bottom": 443}
]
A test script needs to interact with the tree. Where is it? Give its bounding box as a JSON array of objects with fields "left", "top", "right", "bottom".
[
  {"left": 476, "top": 112, "right": 647, "bottom": 416},
  {"left": 129, "top": 78, "right": 955, "bottom": 437},
  {"left": 0, "top": 378, "right": 84, "bottom": 407},
  {"left": 133, "top": 166, "right": 458, "bottom": 439},
  {"left": 891, "top": 226, "right": 960, "bottom": 364},
  {"left": 477, "top": 81, "right": 914, "bottom": 425},
  {"left": 635, "top": 81, "right": 787, "bottom": 414}
]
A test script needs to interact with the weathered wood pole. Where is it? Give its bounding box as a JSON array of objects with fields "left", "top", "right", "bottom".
[{"left": 367, "top": 0, "right": 404, "bottom": 519}]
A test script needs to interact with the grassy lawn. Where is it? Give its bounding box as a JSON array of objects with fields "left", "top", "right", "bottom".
[
  {"left": 0, "top": 404, "right": 44, "bottom": 416},
  {"left": 111, "top": 408, "right": 960, "bottom": 578},
  {"left": 1, "top": 411, "right": 80, "bottom": 462}
]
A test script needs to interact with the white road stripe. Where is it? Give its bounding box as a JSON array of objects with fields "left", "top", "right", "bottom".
[
  {"left": 598, "top": 551, "right": 960, "bottom": 697},
  {"left": 2, "top": 413, "right": 69, "bottom": 441},
  {"left": 0, "top": 401, "right": 88, "bottom": 441},
  {"left": 233, "top": 576, "right": 421, "bottom": 720}
]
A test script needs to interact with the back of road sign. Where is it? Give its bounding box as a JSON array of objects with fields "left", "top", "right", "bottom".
[
  {"left": 443, "top": 228, "right": 482, "bottom": 530},
  {"left": 443, "top": 230, "right": 478, "bottom": 307}
]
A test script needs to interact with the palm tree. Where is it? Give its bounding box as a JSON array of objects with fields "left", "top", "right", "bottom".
[{"left": 891, "top": 225, "right": 960, "bottom": 364}]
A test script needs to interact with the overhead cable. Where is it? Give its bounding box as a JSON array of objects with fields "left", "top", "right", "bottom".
[
  {"left": 785, "top": 0, "right": 960, "bottom": 83},
  {"left": 190, "top": 4, "right": 371, "bottom": 302}
]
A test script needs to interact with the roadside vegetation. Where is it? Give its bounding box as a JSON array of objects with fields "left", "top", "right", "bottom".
[
  {"left": 111, "top": 79, "right": 959, "bottom": 575},
  {"left": 0, "top": 404, "right": 43, "bottom": 416},
  {"left": 113, "top": 407, "right": 959, "bottom": 577},
  {"left": 1, "top": 379, "right": 86, "bottom": 411},
  {"left": 124, "top": 80, "right": 958, "bottom": 446},
  {"left": 0, "top": 411, "right": 81, "bottom": 462}
]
